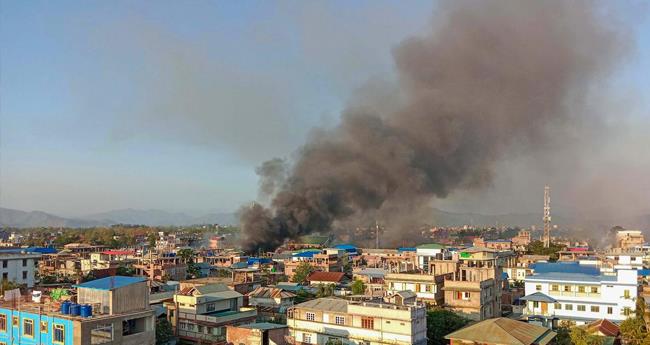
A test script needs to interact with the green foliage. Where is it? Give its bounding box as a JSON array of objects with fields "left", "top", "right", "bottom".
[
  {"left": 292, "top": 262, "right": 315, "bottom": 284},
  {"left": 148, "top": 232, "right": 158, "bottom": 249},
  {"left": 637, "top": 296, "right": 647, "bottom": 318},
  {"left": 1, "top": 279, "right": 22, "bottom": 292},
  {"left": 316, "top": 284, "right": 335, "bottom": 298},
  {"left": 351, "top": 279, "right": 366, "bottom": 295},
  {"left": 426, "top": 308, "right": 470, "bottom": 345},
  {"left": 570, "top": 327, "right": 604, "bottom": 345},
  {"left": 554, "top": 325, "right": 572, "bottom": 345},
  {"left": 526, "top": 240, "right": 565, "bottom": 261},
  {"left": 116, "top": 265, "right": 135, "bottom": 277},
  {"left": 155, "top": 318, "right": 173, "bottom": 344},
  {"left": 325, "top": 339, "right": 343, "bottom": 345},
  {"left": 621, "top": 315, "right": 647, "bottom": 345}
]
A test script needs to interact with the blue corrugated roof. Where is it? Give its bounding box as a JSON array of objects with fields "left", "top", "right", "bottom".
[
  {"left": 529, "top": 262, "right": 617, "bottom": 283},
  {"left": 334, "top": 244, "right": 357, "bottom": 252},
  {"left": 74, "top": 276, "right": 146, "bottom": 290},
  {"left": 398, "top": 247, "right": 417, "bottom": 252},
  {"left": 293, "top": 252, "right": 316, "bottom": 258},
  {"left": 638, "top": 269, "right": 650, "bottom": 276},
  {"left": 25, "top": 247, "right": 57, "bottom": 254},
  {"left": 248, "top": 257, "right": 272, "bottom": 265}
]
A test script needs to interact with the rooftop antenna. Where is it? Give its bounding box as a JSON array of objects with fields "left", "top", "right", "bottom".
[
  {"left": 375, "top": 221, "right": 380, "bottom": 249},
  {"left": 543, "top": 185, "right": 552, "bottom": 248}
]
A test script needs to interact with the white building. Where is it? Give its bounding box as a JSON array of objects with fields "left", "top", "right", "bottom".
[
  {"left": 415, "top": 243, "right": 449, "bottom": 273},
  {"left": 522, "top": 262, "right": 637, "bottom": 325},
  {"left": 0, "top": 253, "right": 41, "bottom": 288},
  {"left": 287, "top": 297, "right": 427, "bottom": 345}
]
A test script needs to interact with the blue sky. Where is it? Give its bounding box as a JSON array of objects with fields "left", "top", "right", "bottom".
[{"left": 1, "top": 1, "right": 648, "bottom": 217}]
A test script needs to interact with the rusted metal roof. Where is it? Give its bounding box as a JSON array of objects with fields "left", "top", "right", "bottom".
[
  {"left": 586, "top": 319, "right": 620, "bottom": 337},
  {"left": 247, "top": 287, "right": 297, "bottom": 299},
  {"left": 445, "top": 317, "right": 556, "bottom": 345},
  {"left": 307, "top": 271, "right": 345, "bottom": 283}
]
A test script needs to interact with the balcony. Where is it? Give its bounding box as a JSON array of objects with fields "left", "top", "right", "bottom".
[{"left": 548, "top": 290, "right": 600, "bottom": 298}]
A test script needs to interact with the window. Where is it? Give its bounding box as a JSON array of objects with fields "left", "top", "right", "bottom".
[
  {"left": 40, "top": 321, "right": 48, "bottom": 333},
  {"left": 578, "top": 286, "right": 585, "bottom": 293},
  {"left": 12, "top": 317, "right": 18, "bottom": 327},
  {"left": 2, "top": 261, "right": 6, "bottom": 268},
  {"left": 53, "top": 324, "right": 65, "bottom": 344},
  {"left": 462, "top": 292, "right": 470, "bottom": 300},
  {"left": 287, "top": 309, "right": 294, "bottom": 319},
  {"left": 563, "top": 285, "right": 571, "bottom": 292},
  {"left": 533, "top": 301, "right": 539, "bottom": 308},
  {"left": 551, "top": 285, "right": 559, "bottom": 291},
  {"left": 554, "top": 303, "right": 561, "bottom": 310},
  {"left": 624, "top": 290, "right": 631, "bottom": 299},
  {"left": 536, "top": 285, "right": 542, "bottom": 291},
  {"left": 577, "top": 305, "right": 586, "bottom": 312},
  {"left": 305, "top": 312, "right": 315, "bottom": 321},
  {"left": 22, "top": 259, "right": 27, "bottom": 267},
  {"left": 565, "top": 304, "right": 573, "bottom": 311},
  {"left": 23, "top": 319, "right": 34, "bottom": 337},
  {"left": 206, "top": 303, "right": 215, "bottom": 312},
  {"left": 303, "top": 333, "right": 312, "bottom": 343},
  {"left": 2, "top": 273, "right": 7, "bottom": 281},
  {"left": 22, "top": 271, "right": 27, "bottom": 280},
  {"left": 607, "top": 307, "right": 613, "bottom": 314},
  {"left": 0, "top": 315, "right": 6, "bottom": 332},
  {"left": 335, "top": 316, "right": 345, "bottom": 325},
  {"left": 591, "top": 287, "right": 598, "bottom": 293},
  {"left": 624, "top": 307, "right": 632, "bottom": 316},
  {"left": 591, "top": 306, "right": 600, "bottom": 312},
  {"left": 362, "top": 317, "right": 374, "bottom": 329}
]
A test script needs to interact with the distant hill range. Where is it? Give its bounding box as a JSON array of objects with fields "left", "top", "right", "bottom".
[
  {"left": 0, "top": 207, "right": 237, "bottom": 228},
  {"left": 0, "top": 206, "right": 648, "bottom": 230}
]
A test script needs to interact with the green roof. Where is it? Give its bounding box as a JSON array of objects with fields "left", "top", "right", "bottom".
[{"left": 416, "top": 243, "right": 446, "bottom": 249}]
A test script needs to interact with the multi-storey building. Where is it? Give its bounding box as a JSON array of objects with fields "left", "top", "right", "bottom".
[
  {"left": 522, "top": 262, "right": 638, "bottom": 325},
  {"left": 384, "top": 273, "right": 448, "bottom": 306},
  {"left": 247, "top": 287, "right": 296, "bottom": 322},
  {"left": 0, "top": 253, "right": 40, "bottom": 288},
  {"left": 0, "top": 276, "right": 155, "bottom": 345},
  {"left": 133, "top": 253, "right": 187, "bottom": 281},
  {"left": 287, "top": 297, "right": 427, "bottom": 345},
  {"left": 415, "top": 243, "right": 448, "bottom": 273},
  {"left": 616, "top": 230, "right": 645, "bottom": 250},
  {"left": 438, "top": 247, "right": 503, "bottom": 320},
  {"left": 284, "top": 249, "right": 344, "bottom": 281},
  {"left": 355, "top": 249, "right": 417, "bottom": 273},
  {"left": 165, "top": 283, "right": 257, "bottom": 344}
]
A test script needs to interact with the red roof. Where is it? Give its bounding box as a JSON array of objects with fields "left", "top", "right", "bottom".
[
  {"left": 586, "top": 319, "right": 620, "bottom": 337},
  {"left": 102, "top": 250, "right": 134, "bottom": 256},
  {"left": 306, "top": 271, "right": 345, "bottom": 283},
  {"left": 568, "top": 247, "right": 590, "bottom": 252}
]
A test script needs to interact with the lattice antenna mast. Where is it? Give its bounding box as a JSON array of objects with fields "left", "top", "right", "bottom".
[{"left": 543, "top": 185, "right": 552, "bottom": 248}]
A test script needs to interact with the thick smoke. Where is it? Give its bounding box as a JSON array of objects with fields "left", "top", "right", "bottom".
[{"left": 240, "top": 0, "right": 628, "bottom": 252}]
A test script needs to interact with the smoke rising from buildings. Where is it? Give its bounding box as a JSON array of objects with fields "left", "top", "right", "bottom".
[{"left": 240, "top": 0, "right": 630, "bottom": 252}]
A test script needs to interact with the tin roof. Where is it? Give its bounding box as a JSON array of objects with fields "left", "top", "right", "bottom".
[
  {"left": 586, "top": 319, "right": 620, "bottom": 337},
  {"left": 74, "top": 276, "right": 146, "bottom": 291},
  {"left": 520, "top": 292, "right": 557, "bottom": 303},
  {"left": 445, "top": 317, "right": 556, "bottom": 345},
  {"left": 307, "top": 271, "right": 345, "bottom": 283}
]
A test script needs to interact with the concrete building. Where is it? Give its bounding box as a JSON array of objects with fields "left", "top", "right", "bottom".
[
  {"left": 247, "top": 287, "right": 296, "bottom": 323},
  {"left": 226, "top": 322, "right": 288, "bottom": 345},
  {"left": 522, "top": 262, "right": 638, "bottom": 325},
  {"left": 165, "top": 283, "right": 257, "bottom": 344},
  {"left": 0, "top": 276, "right": 155, "bottom": 345},
  {"left": 438, "top": 247, "right": 504, "bottom": 321},
  {"left": 284, "top": 249, "right": 344, "bottom": 281},
  {"left": 616, "top": 230, "right": 645, "bottom": 250},
  {"left": 287, "top": 297, "right": 427, "bottom": 345},
  {"left": 384, "top": 273, "right": 447, "bottom": 306},
  {"left": 415, "top": 243, "right": 448, "bottom": 273},
  {"left": 0, "top": 253, "right": 40, "bottom": 288}
]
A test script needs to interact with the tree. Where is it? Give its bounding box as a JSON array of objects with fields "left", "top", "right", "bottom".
[
  {"left": 116, "top": 265, "right": 135, "bottom": 277},
  {"left": 570, "top": 327, "right": 604, "bottom": 345},
  {"left": 147, "top": 233, "right": 157, "bottom": 249},
  {"left": 527, "top": 240, "right": 565, "bottom": 261},
  {"left": 621, "top": 316, "right": 647, "bottom": 345},
  {"left": 316, "top": 284, "right": 334, "bottom": 298},
  {"left": 155, "top": 318, "right": 173, "bottom": 345},
  {"left": 351, "top": 279, "right": 366, "bottom": 295},
  {"left": 637, "top": 296, "right": 647, "bottom": 319},
  {"left": 325, "top": 339, "right": 343, "bottom": 345},
  {"left": 554, "top": 325, "right": 572, "bottom": 345},
  {"left": 426, "top": 309, "right": 470, "bottom": 345},
  {"left": 292, "top": 262, "right": 314, "bottom": 284}
]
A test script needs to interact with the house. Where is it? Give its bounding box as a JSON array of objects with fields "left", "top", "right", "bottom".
[
  {"left": 226, "top": 322, "right": 289, "bottom": 345},
  {"left": 0, "top": 275, "right": 156, "bottom": 345},
  {"left": 616, "top": 230, "right": 645, "bottom": 250},
  {"left": 415, "top": 243, "right": 448, "bottom": 273},
  {"left": 384, "top": 273, "right": 447, "bottom": 306},
  {"left": 0, "top": 252, "right": 41, "bottom": 288},
  {"left": 522, "top": 262, "right": 638, "bottom": 325},
  {"left": 165, "top": 283, "right": 257, "bottom": 344},
  {"left": 306, "top": 271, "right": 346, "bottom": 286},
  {"left": 247, "top": 287, "right": 296, "bottom": 322},
  {"left": 445, "top": 317, "right": 556, "bottom": 345},
  {"left": 284, "top": 249, "right": 345, "bottom": 281},
  {"left": 287, "top": 297, "right": 427, "bottom": 345}
]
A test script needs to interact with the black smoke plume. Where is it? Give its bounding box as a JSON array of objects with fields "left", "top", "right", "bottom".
[{"left": 240, "top": 0, "right": 628, "bottom": 252}]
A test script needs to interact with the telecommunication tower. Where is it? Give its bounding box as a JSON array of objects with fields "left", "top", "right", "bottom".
[{"left": 543, "top": 185, "right": 552, "bottom": 248}]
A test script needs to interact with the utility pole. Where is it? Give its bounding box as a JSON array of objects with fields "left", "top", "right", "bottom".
[
  {"left": 543, "top": 185, "right": 552, "bottom": 248},
  {"left": 375, "top": 221, "right": 380, "bottom": 249}
]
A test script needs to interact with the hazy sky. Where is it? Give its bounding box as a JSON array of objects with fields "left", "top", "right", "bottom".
[{"left": 1, "top": 1, "right": 649, "bottom": 217}]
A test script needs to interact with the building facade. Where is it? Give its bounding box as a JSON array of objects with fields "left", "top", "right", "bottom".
[{"left": 287, "top": 298, "right": 427, "bottom": 345}]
